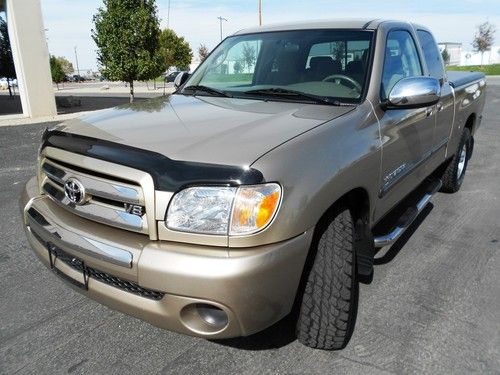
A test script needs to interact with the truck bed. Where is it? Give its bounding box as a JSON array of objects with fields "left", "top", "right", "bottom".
[{"left": 447, "top": 71, "right": 485, "bottom": 88}]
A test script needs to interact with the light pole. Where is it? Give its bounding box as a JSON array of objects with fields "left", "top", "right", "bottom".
[
  {"left": 167, "top": 0, "right": 171, "bottom": 29},
  {"left": 74, "top": 46, "right": 80, "bottom": 77},
  {"left": 217, "top": 16, "right": 227, "bottom": 41},
  {"left": 258, "top": 0, "right": 262, "bottom": 26}
]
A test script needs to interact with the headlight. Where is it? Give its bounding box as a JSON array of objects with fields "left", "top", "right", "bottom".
[
  {"left": 166, "top": 183, "right": 281, "bottom": 235},
  {"left": 166, "top": 187, "right": 235, "bottom": 235}
]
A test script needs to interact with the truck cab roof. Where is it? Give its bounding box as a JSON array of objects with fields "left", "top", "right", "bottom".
[{"left": 233, "top": 19, "right": 431, "bottom": 35}]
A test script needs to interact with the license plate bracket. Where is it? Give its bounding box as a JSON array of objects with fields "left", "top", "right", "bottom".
[{"left": 47, "top": 243, "right": 89, "bottom": 290}]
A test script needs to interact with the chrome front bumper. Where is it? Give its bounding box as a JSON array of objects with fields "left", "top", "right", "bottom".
[{"left": 21, "top": 177, "right": 313, "bottom": 338}]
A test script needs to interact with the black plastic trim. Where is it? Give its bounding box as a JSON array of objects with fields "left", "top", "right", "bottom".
[
  {"left": 43, "top": 240, "right": 165, "bottom": 300},
  {"left": 42, "top": 129, "right": 265, "bottom": 192},
  {"left": 362, "top": 19, "right": 379, "bottom": 30}
]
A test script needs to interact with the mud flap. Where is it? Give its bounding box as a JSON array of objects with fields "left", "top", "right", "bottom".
[{"left": 354, "top": 219, "right": 374, "bottom": 277}]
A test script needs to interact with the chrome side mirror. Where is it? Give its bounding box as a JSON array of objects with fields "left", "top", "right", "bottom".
[
  {"left": 174, "top": 72, "right": 190, "bottom": 89},
  {"left": 387, "top": 76, "right": 440, "bottom": 108}
]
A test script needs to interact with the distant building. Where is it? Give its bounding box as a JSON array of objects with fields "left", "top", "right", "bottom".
[
  {"left": 460, "top": 46, "right": 500, "bottom": 66},
  {"left": 189, "top": 59, "right": 200, "bottom": 74},
  {"left": 437, "top": 42, "right": 462, "bottom": 66}
]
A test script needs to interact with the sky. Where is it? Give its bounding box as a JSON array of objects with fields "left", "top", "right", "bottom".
[{"left": 36, "top": 0, "right": 500, "bottom": 72}]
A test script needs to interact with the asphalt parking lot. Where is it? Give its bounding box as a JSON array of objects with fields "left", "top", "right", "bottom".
[{"left": 1, "top": 80, "right": 499, "bottom": 374}]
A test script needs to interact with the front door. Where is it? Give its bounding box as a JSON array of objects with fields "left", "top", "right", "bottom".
[{"left": 376, "top": 29, "right": 436, "bottom": 216}]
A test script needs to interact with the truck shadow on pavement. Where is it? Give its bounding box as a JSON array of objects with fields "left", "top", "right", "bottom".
[{"left": 213, "top": 203, "right": 435, "bottom": 351}]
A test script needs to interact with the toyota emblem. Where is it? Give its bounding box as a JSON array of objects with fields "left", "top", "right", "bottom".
[{"left": 64, "top": 178, "right": 87, "bottom": 205}]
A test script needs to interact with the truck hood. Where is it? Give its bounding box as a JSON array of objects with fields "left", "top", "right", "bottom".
[{"left": 57, "top": 94, "right": 354, "bottom": 166}]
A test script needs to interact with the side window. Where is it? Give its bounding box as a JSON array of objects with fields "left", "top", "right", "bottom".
[
  {"left": 199, "top": 40, "right": 261, "bottom": 86},
  {"left": 417, "top": 30, "right": 445, "bottom": 81},
  {"left": 381, "top": 30, "right": 422, "bottom": 99}
]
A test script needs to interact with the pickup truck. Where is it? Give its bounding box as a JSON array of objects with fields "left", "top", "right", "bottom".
[{"left": 20, "top": 19, "right": 486, "bottom": 350}]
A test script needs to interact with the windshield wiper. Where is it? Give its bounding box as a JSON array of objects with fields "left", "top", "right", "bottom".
[
  {"left": 243, "top": 88, "right": 337, "bottom": 105},
  {"left": 183, "top": 85, "right": 232, "bottom": 98}
]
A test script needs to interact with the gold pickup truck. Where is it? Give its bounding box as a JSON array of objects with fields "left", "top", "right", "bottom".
[{"left": 20, "top": 19, "right": 486, "bottom": 350}]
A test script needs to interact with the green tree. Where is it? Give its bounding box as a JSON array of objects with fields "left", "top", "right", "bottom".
[
  {"left": 242, "top": 43, "right": 256, "bottom": 72},
  {"left": 441, "top": 48, "right": 450, "bottom": 66},
  {"left": 472, "top": 21, "right": 496, "bottom": 66},
  {"left": 233, "top": 61, "right": 242, "bottom": 74},
  {"left": 56, "top": 56, "right": 74, "bottom": 75},
  {"left": 198, "top": 44, "right": 209, "bottom": 62},
  {"left": 159, "top": 29, "right": 193, "bottom": 71},
  {"left": 92, "top": 0, "right": 164, "bottom": 102},
  {"left": 0, "top": 18, "right": 17, "bottom": 97},
  {"left": 50, "top": 55, "right": 65, "bottom": 89},
  {"left": 330, "top": 41, "right": 345, "bottom": 62}
]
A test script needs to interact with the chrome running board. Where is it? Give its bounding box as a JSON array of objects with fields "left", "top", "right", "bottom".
[{"left": 373, "top": 179, "right": 442, "bottom": 248}]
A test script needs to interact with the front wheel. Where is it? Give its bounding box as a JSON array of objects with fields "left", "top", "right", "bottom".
[
  {"left": 296, "top": 207, "right": 358, "bottom": 350},
  {"left": 440, "top": 128, "right": 472, "bottom": 193}
]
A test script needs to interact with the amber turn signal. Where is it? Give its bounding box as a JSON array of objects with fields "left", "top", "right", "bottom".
[{"left": 230, "top": 183, "right": 281, "bottom": 235}]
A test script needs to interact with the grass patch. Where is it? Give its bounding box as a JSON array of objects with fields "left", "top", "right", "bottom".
[
  {"left": 203, "top": 73, "right": 253, "bottom": 83},
  {"left": 447, "top": 64, "right": 500, "bottom": 75}
]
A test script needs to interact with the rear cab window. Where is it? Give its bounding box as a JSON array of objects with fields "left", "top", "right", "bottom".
[
  {"left": 416, "top": 30, "right": 445, "bottom": 82},
  {"left": 306, "top": 40, "right": 370, "bottom": 85}
]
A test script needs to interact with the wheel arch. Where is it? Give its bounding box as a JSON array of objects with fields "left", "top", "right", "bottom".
[
  {"left": 464, "top": 113, "right": 476, "bottom": 134},
  {"left": 464, "top": 113, "right": 475, "bottom": 157},
  {"left": 313, "top": 187, "right": 374, "bottom": 278}
]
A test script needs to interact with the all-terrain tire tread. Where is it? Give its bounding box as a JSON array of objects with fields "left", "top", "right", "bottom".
[{"left": 296, "top": 208, "right": 358, "bottom": 350}]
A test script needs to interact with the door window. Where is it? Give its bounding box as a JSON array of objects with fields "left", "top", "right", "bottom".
[{"left": 381, "top": 30, "right": 422, "bottom": 99}]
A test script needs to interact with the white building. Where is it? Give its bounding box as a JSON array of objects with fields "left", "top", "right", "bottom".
[
  {"left": 437, "top": 42, "right": 462, "bottom": 66},
  {"left": 0, "top": 0, "right": 56, "bottom": 119},
  {"left": 438, "top": 41, "right": 500, "bottom": 67},
  {"left": 460, "top": 46, "right": 500, "bottom": 66}
]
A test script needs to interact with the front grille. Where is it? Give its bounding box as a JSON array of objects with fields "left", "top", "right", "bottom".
[
  {"left": 49, "top": 244, "right": 165, "bottom": 301},
  {"left": 40, "top": 156, "right": 149, "bottom": 235}
]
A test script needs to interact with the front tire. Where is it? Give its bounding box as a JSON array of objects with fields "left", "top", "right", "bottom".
[
  {"left": 296, "top": 207, "right": 359, "bottom": 350},
  {"left": 440, "top": 128, "right": 472, "bottom": 193}
]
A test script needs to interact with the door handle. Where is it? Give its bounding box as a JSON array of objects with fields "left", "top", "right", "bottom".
[
  {"left": 436, "top": 102, "right": 444, "bottom": 112},
  {"left": 425, "top": 107, "right": 434, "bottom": 117}
]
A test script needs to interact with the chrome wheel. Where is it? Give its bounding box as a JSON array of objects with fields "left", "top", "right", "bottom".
[{"left": 457, "top": 144, "right": 467, "bottom": 179}]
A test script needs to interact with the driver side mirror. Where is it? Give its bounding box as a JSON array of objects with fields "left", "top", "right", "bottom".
[
  {"left": 386, "top": 76, "right": 440, "bottom": 108},
  {"left": 174, "top": 72, "right": 190, "bottom": 89}
]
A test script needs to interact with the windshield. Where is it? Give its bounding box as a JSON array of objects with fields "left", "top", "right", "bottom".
[{"left": 183, "top": 29, "right": 373, "bottom": 104}]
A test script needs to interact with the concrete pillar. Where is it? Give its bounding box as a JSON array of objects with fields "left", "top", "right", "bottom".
[{"left": 6, "top": 0, "right": 56, "bottom": 118}]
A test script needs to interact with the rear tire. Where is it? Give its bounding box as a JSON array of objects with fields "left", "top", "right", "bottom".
[
  {"left": 296, "top": 207, "right": 358, "bottom": 350},
  {"left": 440, "top": 128, "right": 472, "bottom": 193}
]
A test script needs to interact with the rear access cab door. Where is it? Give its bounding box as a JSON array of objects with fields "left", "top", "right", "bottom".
[{"left": 415, "top": 28, "right": 455, "bottom": 172}]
